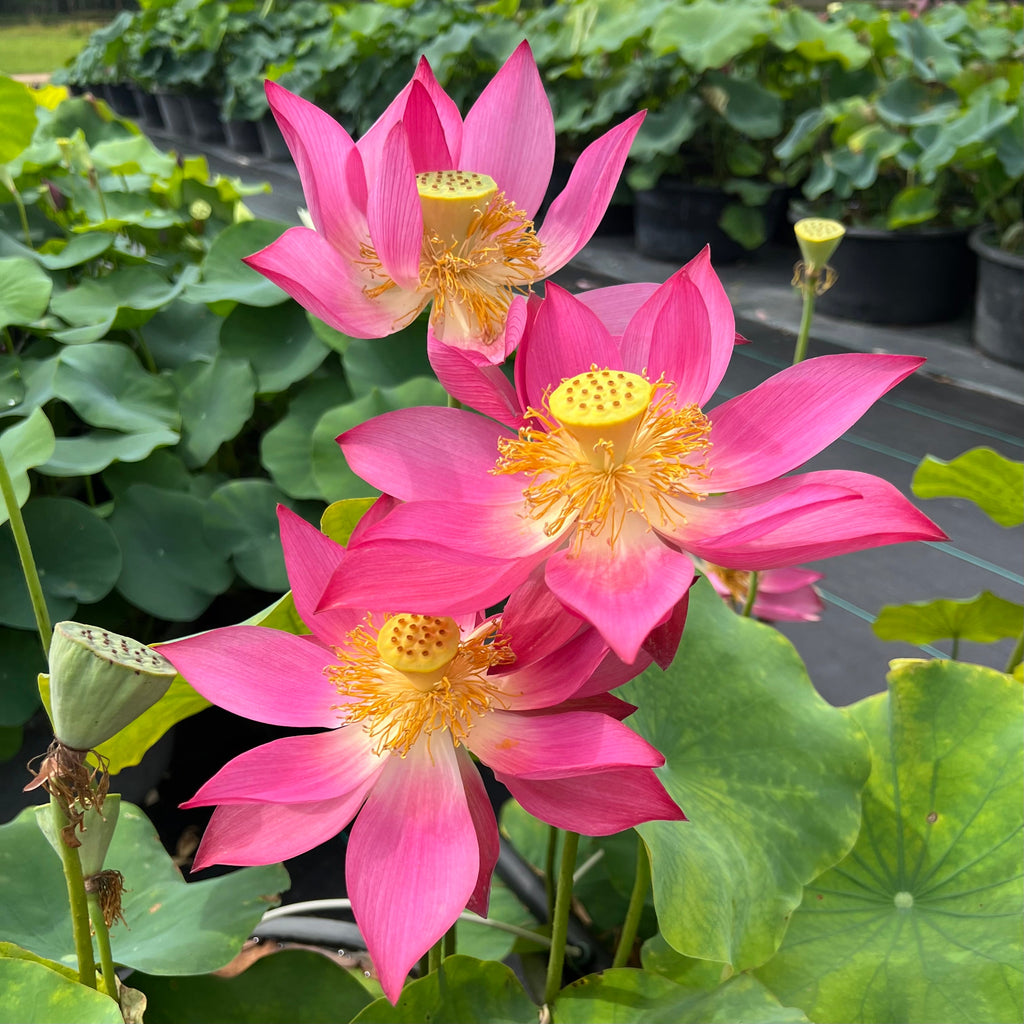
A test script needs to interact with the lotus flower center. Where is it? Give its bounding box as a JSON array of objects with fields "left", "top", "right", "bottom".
[
  {"left": 550, "top": 369, "right": 654, "bottom": 468},
  {"left": 416, "top": 171, "right": 498, "bottom": 247},
  {"left": 376, "top": 613, "right": 461, "bottom": 681}
]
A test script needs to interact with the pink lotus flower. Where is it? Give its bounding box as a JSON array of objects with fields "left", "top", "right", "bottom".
[
  {"left": 325, "top": 249, "right": 946, "bottom": 663},
  {"left": 159, "top": 506, "right": 681, "bottom": 1003},
  {"left": 698, "top": 562, "right": 824, "bottom": 622},
  {"left": 243, "top": 42, "right": 643, "bottom": 363}
]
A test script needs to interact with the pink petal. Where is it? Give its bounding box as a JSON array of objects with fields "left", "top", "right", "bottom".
[
  {"left": 516, "top": 283, "right": 621, "bottom": 414},
  {"left": 277, "top": 506, "right": 365, "bottom": 645},
  {"left": 545, "top": 522, "right": 697, "bottom": 663},
  {"left": 496, "top": 627, "right": 610, "bottom": 711},
  {"left": 755, "top": 587, "right": 824, "bottom": 622},
  {"left": 264, "top": 81, "right": 367, "bottom": 258},
  {"left": 470, "top": 709, "right": 664, "bottom": 780},
  {"left": 183, "top": 728, "right": 382, "bottom": 806},
  {"left": 757, "top": 566, "right": 824, "bottom": 593},
  {"left": 347, "top": 739, "right": 478, "bottom": 1003},
  {"left": 704, "top": 354, "right": 926, "bottom": 491},
  {"left": 557, "top": 692, "right": 637, "bottom": 720},
  {"left": 427, "top": 331, "right": 525, "bottom": 429},
  {"left": 682, "top": 248, "right": 737, "bottom": 404},
  {"left": 339, "top": 406, "right": 517, "bottom": 502},
  {"left": 574, "top": 283, "right": 661, "bottom": 342},
  {"left": 691, "top": 471, "right": 946, "bottom": 569},
  {"left": 159, "top": 626, "right": 337, "bottom": 728},
  {"left": 499, "top": 767, "right": 684, "bottom": 836},
  {"left": 500, "top": 570, "right": 585, "bottom": 664},
  {"left": 401, "top": 78, "right": 453, "bottom": 170},
  {"left": 243, "top": 227, "right": 421, "bottom": 339},
  {"left": 537, "top": 111, "right": 645, "bottom": 271},
  {"left": 192, "top": 797, "right": 360, "bottom": 870},
  {"left": 456, "top": 747, "right": 499, "bottom": 917},
  {"left": 641, "top": 592, "right": 691, "bottom": 671},
  {"left": 461, "top": 41, "right": 554, "bottom": 218},
  {"left": 368, "top": 123, "right": 424, "bottom": 291}
]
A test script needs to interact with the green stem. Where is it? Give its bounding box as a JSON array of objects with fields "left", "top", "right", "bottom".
[
  {"left": 427, "top": 936, "right": 443, "bottom": 974},
  {"left": 950, "top": 636, "right": 960, "bottom": 662},
  {"left": 0, "top": 446, "right": 51, "bottom": 657},
  {"left": 87, "top": 896, "right": 118, "bottom": 998},
  {"left": 740, "top": 571, "right": 760, "bottom": 618},
  {"left": 544, "top": 824, "right": 558, "bottom": 922},
  {"left": 131, "top": 329, "right": 158, "bottom": 375},
  {"left": 793, "top": 281, "right": 816, "bottom": 365},
  {"left": 443, "top": 922, "right": 457, "bottom": 958},
  {"left": 611, "top": 835, "right": 650, "bottom": 969},
  {"left": 543, "top": 830, "right": 580, "bottom": 1008},
  {"left": 447, "top": 393, "right": 463, "bottom": 410},
  {"left": 51, "top": 797, "right": 97, "bottom": 988},
  {"left": 1005, "top": 633, "right": 1023, "bottom": 675},
  {"left": 13, "top": 191, "right": 33, "bottom": 249}
]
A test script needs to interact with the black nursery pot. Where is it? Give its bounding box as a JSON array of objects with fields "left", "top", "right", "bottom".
[
  {"left": 634, "top": 180, "right": 786, "bottom": 264},
  {"left": 184, "top": 94, "right": 226, "bottom": 144},
  {"left": 154, "top": 90, "right": 192, "bottom": 135},
  {"left": 223, "top": 119, "right": 263, "bottom": 154},
  {"left": 129, "top": 84, "right": 164, "bottom": 128},
  {"left": 815, "top": 223, "right": 975, "bottom": 325},
  {"left": 101, "top": 82, "right": 140, "bottom": 120},
  {"left": 969, "top": 225, "right": 1024, "bottom": 368}
]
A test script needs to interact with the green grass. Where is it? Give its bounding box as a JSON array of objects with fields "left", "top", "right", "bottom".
[{"left": 0, "top": 19, "right": 107, "bottom": 77}]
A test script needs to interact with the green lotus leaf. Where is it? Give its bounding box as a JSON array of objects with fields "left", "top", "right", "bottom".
[
  {"left": 0, "top": 802, "right": 289, "bottom": 975},
  {"left": 0, "top": 496, "right": 121, "bottom": 628},
  {"left": 90, "top": 135, "right": 177, "bottom": 178},
  {"left": 108, "top": 484, "right": 234, "bottom": 621},
  {"left": 102, "top": 450, "right": 192, "bottom": 497},
  {"left": 49, "top": 266, "right": 182, "bottom": 331},
  {"left": 0, "top": 627, "right": 46, "bottom": 727},
  {"left": 0, "top": 256, "right": 52, "bottom": 330},
  {"left": 141, "top": 299, "right": 221, "bottom": 370},
  {"left": 351, "top": 956, "right": 535, "bottom": 1024},
  {"left": 220, "top": 301, "right": 330, "bottom": 394},
  {"left": 755, "top": 659, "right": 1023, "bottom": 1024},
  {"left": 0, "top": 956, "right": 122, "bottom": 1024},
  {"left": 649, "top": 0, "right": 773, "bottom": 71},
  {"left": 260, "top": 376, "right": 354, "bottom": 500},
  {"left": 773, "top": 7, "right": 871, "bottom": 69},
  {"left": 623, "top": 580, "right": 871, "bottom": 970},
  {"left": 173, "top": 354, "right": 256, "bottom": 468},
  {"left": 50, "top": 316, "right": 116, "bottom": 346},
  {"left": 340, "top": 314, "right": 433, "bottom": 396},
  {"left": 133, "top": 949, "right": 373, "bottom": 1024},
  {"left": 184, "top": 220, "right": 290, "bottom": 307},
  {"left": 0, "top": 408, "right": 55, "bottom": 525},
  {"left": 0, "top": 359, "right": 25, "bottom": 411},
  {"left": 40, "top": 428, "right": 179, "bottom": 477},
  {"left": 552, "top": 969, "right": 808, "bottom": 1024},
  {"left": 33, "top": 232, "right": 117, "bottom": 270},
  {"left": 52, "top": 343, "right": 179, "bottom": 434},
  {"left": 320, "top": 497, "right": 378, "bottom": 546},
  {"left": 203, "top": 479, "right": 291, "bottom": 592},
  {"left": 873, "top": 590, "right": 1024, "bottom": 645},
  {"left": 0, "top": 77, "right": 38, "bottom": 162},
  {"left": 912, "top": 447, "right": 1024, "bottom": 527}
]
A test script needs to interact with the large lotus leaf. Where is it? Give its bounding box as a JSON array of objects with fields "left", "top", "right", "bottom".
[
  {"left": 340, "top": 314, "right": 434, "bottom": 396},
  {"left": 184, "top": 220, "right": 290, "bottom": 307},
  {"left": 0, "top": 77, "right": 38, "bottom": 162},
  {"left": 320, "top": 497, "right": 377, "bottom": 546},
  {"left": 0, "top": 496, "right": 121, "bottom": 628},
  {"left": 0, "top": 358, "right": 25, "bottom": 410},
  {"left": 220, "top": 301, "right": 330, "bottom": 394},
  {"left": 311, "top": 377, "right": 447, "bottom": 502},
  {"left": 103, "top": 450, "right": 192, "bottom": 497},
  {"left": 0, "top": 626, "right": 45, "bottom": 726},
  {"left": 622, "top": 579, "right": 871, "bottom": 970},
  {"left": 34, "top": 97, "right": 134, "bottom": 147},
  {"left": 755, "top": 660, "right": 1023, "bottom": 1024},
  {"left": 0, "top": 408, "right": 55, "bottom": 525},
  {"left": 773, "top": 7, "right": 871, "bottom": 69},
  {"left": 204, "top": 479, "right": 290, "bottom": 592},
  {"left": 912, "top": 447, "right": 1024, "bottom": 527},
  {"left": 552, "top": 970, "right": 807, "bottom": 1024},
  {"left": 0, "top": 256, "right": 52, "bottom": 330},
  {"left": 173, "top": 355, "right": 256, "bottom": 468},
  {"left": 873, "top": 590, "right": 1024, "bottom": 645},
  {"left": 890, "top": 18, "right": 962, "bottom": 82},
  {"left": 0, "top": 956, "right": 122, "bottom": 1024},
  {"left": 49, "top": 267, "right": 182, "bottom": 332},
  {"left": 34, "top": 232, "right": 117, "bottom": 270},
  {"left": 0, "top": 802, "right": 289, "bottom": 975},
  {"left": 141, "top": 299, "right": 221, "bottom": 370},
  {"left": 260, "top": 376, "right": 354, "bottom": 500},
  {"left": 133, "top": 949, "right": 373, "bottom": 1023},
  {"left": 649, "top": 0, "right": 773, "bottom": 71},
  {"left": 703, "top": 73, "right": 782, "bottom": 140},
  {"left": 52, "top": 344, "right": 179, "bottom": 434},
  {"left": 351, "top": 956, "right": 535, "bottom": 1024},
  {"left": 40, "top": 428, "right": 180, "bottom": 477},
  {"left": 90, "top": 135, "right": 177, "bottom": 178},
  {"left": 108, "top": 484, "right": 234, "bottom": 621}
]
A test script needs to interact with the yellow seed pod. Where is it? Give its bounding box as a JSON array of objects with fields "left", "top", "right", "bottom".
[{"left": 794, "top": 218, "right": 846, "bottom": 273}]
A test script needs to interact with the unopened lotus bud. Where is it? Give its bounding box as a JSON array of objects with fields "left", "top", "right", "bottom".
[
  {"left": 37, "top": 794, "right": 120, "bottom": 874},
  {"left": 48, "top": 622, "right": 177, "bottom": 750},
  {"left": 794, "top": 218, "right": 845, "bottom": 273}
]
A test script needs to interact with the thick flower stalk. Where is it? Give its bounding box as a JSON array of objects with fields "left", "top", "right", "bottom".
[
  {"left": 327, "top": 248, "right": 946, "bottom": 663},
  {"left": 159, "top": 506, "right": 682, "bottom": 1003},
  {"left": 243, "top": 41, "right": 643, "bottom": 363}
]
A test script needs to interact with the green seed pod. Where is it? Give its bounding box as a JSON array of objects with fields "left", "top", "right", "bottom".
[
  {"left": 794, "top": 217, "right": 845, "bottom": 273},
  {"left": 37, "top": 794, "right": 121, "bottom": 875},
  {"left": 48, "top": 622, "right": 177, "bottom": 750}
]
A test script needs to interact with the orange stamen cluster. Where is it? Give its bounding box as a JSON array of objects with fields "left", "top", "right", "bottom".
[{"left": 325, "top": 616, "right": 515, "bottom": 758}]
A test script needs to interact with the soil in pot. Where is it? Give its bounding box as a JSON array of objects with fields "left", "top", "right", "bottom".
[
  {"left": 969, "top": 225, "right": 1024, "bottom": 367},
  {"left": 634, "top": 180, "right": 787, "bottom": 264},
  {"left": 814, "top": 223, "right": 975, "bottom": 325}
]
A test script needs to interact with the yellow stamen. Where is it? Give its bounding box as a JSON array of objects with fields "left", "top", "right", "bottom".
[
  {"left": 704, "top": 563, "right": 752, "bottom": 604},
  {"left": 493, "top": 367, "right": 712, "bottom": 554},
  {"left": 325, "top": 615, "right": 515, "bottom": 758}
]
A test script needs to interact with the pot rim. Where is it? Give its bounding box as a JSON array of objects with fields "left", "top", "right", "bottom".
[{"left": 969, "top": 224, "right": 1024, "bottom": 270}]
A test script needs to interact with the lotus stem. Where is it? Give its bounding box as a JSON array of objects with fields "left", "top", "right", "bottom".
[
  {"left": 543, "top": 830, "right": 580, "bottom": 1007},
  {"left": 1006, "top": 633, "right": 1023, "bottom": 675},
  {"left": 50, "top": 796, "right": 97, "bottom": 988},
  {"left": 612, "top": 834, "right": 651, "bottom": 969},
  {"left": 793, "top": 282, "right": 816, "bottom": 365},
  {"left": 544, "top": 824, "right": 558, "bottom": 922},
  {"left": 87, "top": 895, "right": 118, "bottom": 998},
  {"left": 741, "top": 571, "right": 760, "bottom": 618}
]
